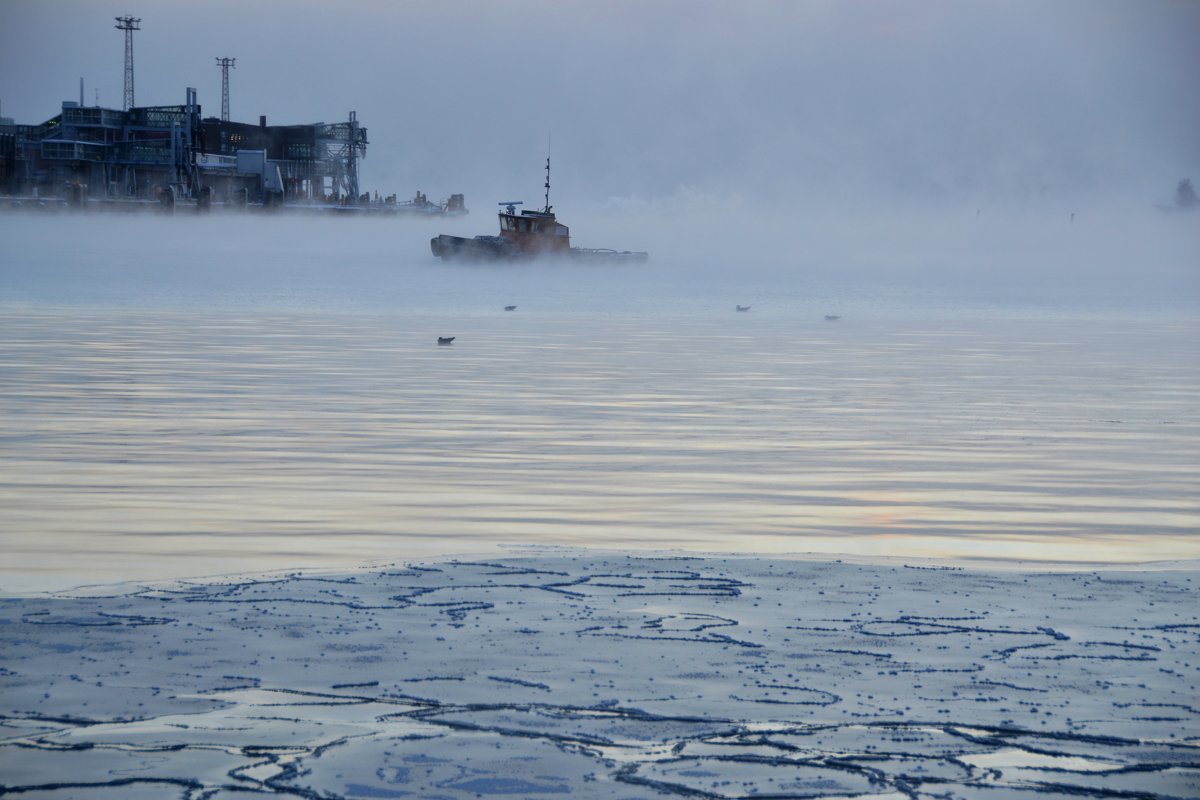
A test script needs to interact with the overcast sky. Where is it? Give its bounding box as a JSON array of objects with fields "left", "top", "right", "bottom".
[{"left": 1, "top": 1, "right": 1197, "bottom": 210}]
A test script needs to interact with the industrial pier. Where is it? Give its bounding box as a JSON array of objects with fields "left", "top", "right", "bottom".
[{"left": 0, "top": 17, "right": 465, "bottom": 216}]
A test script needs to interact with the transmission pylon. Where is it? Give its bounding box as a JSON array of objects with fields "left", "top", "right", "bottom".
[
  {"left": 216, "top": 57, "right": 235, "bottom": 121},
  {"left": 114, "top": 16, "right": 141, "bottom": 111}
]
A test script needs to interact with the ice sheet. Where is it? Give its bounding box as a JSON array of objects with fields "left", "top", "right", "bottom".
[{"left": 2, "top": 554, "right": 1197, "bottom": 798}]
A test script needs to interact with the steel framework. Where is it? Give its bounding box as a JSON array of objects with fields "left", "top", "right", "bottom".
[
  {"left": 316, "top": 111, "right": 367, "bottom": 200},
  {"left": 114, "top": 16, "right": 140, "bottom": 112},
  {"left": 215, "top": 57, "right": 235, "bottom": 121}
]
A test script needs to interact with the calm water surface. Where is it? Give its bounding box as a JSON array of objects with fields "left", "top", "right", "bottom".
[
  {"left": 2, "top": 213, "right": 1198, "bottom": 589},
  {"left": 2, "top": 303, "right": 1197, "bottom": 591}
]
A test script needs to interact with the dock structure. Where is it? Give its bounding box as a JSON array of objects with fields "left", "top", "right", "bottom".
[
  {"left": 197, "top": 106, "right": 371, "bottom": 206},
  {"left": 0, "top": 89, "right": 383, "bottom": 210},
  {"left": 0, "top": 14, "right": 469, "bottom": 214},
  {"left": 1, "top": 96, "right": 464, "bottom": 215},
  {"left": 0, "top": 15, "right": 466, "bottom": 214}
]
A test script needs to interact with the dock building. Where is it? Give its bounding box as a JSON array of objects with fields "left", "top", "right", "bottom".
[{"left": 0, "top": 89, "right": 385, "bottom": 209}]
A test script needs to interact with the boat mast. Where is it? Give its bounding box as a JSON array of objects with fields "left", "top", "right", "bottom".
[{"left": 543, "top": 135, "right": 552, "bottom": 214}]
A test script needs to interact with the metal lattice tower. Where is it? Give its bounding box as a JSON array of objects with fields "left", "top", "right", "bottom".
[
  {"left": 215, "top": 57, "right": 235, "bottom": 121},
  {"left": 347, "top": 111, "right": 359, "bottom": 200},
  {"left": 114, "top": 16, "right": 140, "bottom": 111}
]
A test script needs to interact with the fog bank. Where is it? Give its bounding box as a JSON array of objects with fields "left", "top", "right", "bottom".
[{"left": 1, "top": 202, "right": 1195, "bottom": 317}]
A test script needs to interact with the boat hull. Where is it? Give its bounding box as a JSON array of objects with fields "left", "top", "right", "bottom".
[
  {"left": 430, "top": 234, "right": 514, "bottom": 261},
  {"left": 431, "top": 235, "right": 648, "bottom": 264}
]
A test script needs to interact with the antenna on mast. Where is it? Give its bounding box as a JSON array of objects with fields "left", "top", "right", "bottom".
[{"left": 543, "top": 134, "right": 552, "bottom": 214}]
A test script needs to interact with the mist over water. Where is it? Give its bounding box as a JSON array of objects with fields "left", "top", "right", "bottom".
[{"left": 2, "top": 206, "right": 1196, "bottom": 316}]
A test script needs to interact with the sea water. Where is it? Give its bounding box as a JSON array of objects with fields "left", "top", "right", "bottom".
[{"left": 1, "top": 212, "right": 1197, "bottom": 590}]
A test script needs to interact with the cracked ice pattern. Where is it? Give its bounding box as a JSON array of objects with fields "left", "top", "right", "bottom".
[{"left": 1, "top": 556, "right": 1198, "bottom": 798}]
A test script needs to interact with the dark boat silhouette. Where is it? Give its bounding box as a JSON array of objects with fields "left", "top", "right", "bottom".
[
  {"left": 437, "top": 336, "right": 455, "bottom": 345},
  {"left": 431, "top": 157, "right": 647, "bottom": 264},
  {"left": 736, "top": 305, "right": 751, "bottom": 312}
]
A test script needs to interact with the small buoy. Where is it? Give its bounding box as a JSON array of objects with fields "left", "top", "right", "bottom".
[
  {"left": 736, "top": 305, "right": 750, "bottom": 312},
  {"left": 437, "top": 336, "right": 455, "bottom": 345},
  {"left": 504, "top": 305, "right": 517, "bottom": 311}
]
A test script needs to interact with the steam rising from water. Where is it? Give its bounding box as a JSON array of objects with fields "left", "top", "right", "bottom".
[{"left": 1, "top": 207, "right": 1197, "bottom": 315}]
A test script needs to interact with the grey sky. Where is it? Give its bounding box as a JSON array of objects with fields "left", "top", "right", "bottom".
[{"left": 1, "top": 1, "right": 1197, "bottom": 209}]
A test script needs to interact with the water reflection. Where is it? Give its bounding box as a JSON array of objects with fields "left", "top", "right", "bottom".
[{"left": 1, "top": 307, "right": 1197, "bottom": 590}]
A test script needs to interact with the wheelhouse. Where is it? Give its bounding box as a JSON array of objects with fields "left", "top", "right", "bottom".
[{"left": 497, "top": 207, "right": 571, "bottom": 254}]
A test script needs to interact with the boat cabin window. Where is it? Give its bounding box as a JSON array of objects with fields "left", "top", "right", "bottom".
[
  {"left": 555, "top": 225, "right": 568, "bottom": 236},
  {"left": 501, "top": 216, "right": 516, "bottom": 231}
]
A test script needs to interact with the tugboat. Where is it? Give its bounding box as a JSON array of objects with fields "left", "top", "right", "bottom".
[{"left": 430, "top": 158, "right": 648, "bottom": 263}]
